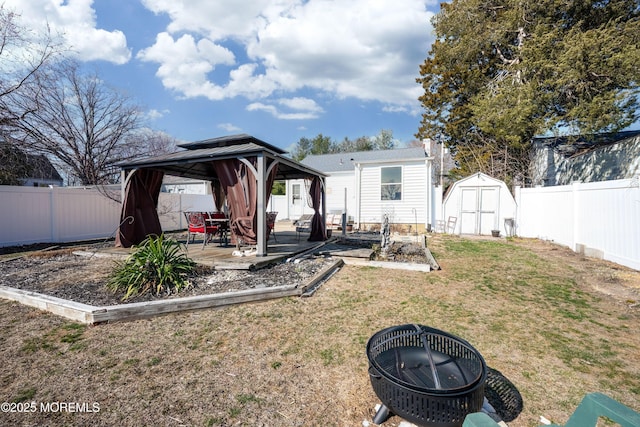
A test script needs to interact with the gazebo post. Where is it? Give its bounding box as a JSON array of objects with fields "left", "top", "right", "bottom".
[
  {"left": 256, "top": 154, "right": 267, "bottom": 256},
  {"left": 322, "top": 177, "right": 327, "bottom": 237}
]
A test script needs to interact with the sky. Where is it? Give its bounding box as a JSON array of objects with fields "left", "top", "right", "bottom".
[{"left": 5, "top": 0, "right": 439, "bottom": 152}]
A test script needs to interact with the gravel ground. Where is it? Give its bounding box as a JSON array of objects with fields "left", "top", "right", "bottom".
[
  {"left": 0, "top": 250, "right": 338, "bottom": 306},
  {"left": 0, "top": 238, "right": 429, "bottom": 306}
]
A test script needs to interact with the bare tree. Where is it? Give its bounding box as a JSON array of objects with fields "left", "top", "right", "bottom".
[
  {"left": 8, "top": 60, "right": 145, "bottom": 185},
  {"left": 122, "top": 128, "right": 180, "bottom": 159},
  {"left": 0, "top": 140, "right": 31, "bottom": 185},
  {"left": 0, "top": 5, "right": 62, "bottom": 131}
]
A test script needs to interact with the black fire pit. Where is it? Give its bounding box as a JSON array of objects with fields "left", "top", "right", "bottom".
[{"left": 367, "top": 324, "right": 487, "bottom": 427}]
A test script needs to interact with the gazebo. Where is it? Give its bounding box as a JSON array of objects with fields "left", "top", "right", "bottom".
[{"left": 116, "top": 134, "right": 328, "bottom": 256}]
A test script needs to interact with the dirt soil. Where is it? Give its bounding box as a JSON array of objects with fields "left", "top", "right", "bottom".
[
  {"left": 0, "top": 238, "right": 429, "bottom": 306},
  {"left": 0, "top": 235, "right": 638, "bottom": 427},
  {"left": 0, "top": 249, "right": 336, "bottom": 306}
]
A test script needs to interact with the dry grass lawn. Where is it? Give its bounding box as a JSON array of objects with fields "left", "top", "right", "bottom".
[{"left": 0, "top": 235, "right": 638, "bottom": 427}]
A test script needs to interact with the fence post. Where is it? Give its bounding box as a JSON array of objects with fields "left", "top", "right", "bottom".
[
  {"left": 572, "top": 181, "right": 581, "bottom": 253},
  {"left": 179, "top": 193, "right": 184, "bottom": 229},
  {"left": 50, "top": 187, "right": 58, "bottom": 242},
  {"left": 514, "top": 185, "right": 521, "bottom": 237}
]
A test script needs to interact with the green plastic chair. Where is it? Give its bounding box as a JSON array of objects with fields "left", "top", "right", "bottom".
[
  {"left": 463, "top": 412, "right": 502, "bottom": 427},
  {"left": 463, "top": 392, "right": 640, "bottom": 427}
]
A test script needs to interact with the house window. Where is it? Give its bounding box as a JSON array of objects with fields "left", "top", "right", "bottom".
[
  {"left": 381, "top": 166, "right": 402, "bottom": 200},
  {"left": 292, "top": 183, "right": 301, "bottom": 202}
]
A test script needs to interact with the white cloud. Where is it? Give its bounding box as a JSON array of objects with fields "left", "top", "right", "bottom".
[
  {"left": 137, "top": 32, "right": 236, "bottom": 99},
  {"left": 247, "top": 102, "right": 278, "bottom": 115},
  {"left": 247, "top": 97, "right": 323, "bottom": 120},
  {"left": 218, "top": 123, "right": 242, "bottom": 132},
  {"left": 137, "top": 0, "right": 434, "bottom": 110},
  {"left": 3, "top": 0, "right": 131, "bottom": 64},
  {"left": 146, "top": 108, "right": 169, "bottom": 120},
  {"left": 277, "top": 97, "right": 324, "bottom": 114},
  {"left": 383, "top": 105, "right": 409, "bottom": 114}
]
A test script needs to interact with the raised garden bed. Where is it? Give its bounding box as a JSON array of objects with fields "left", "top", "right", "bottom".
[
  {"left": 0, "top": 248, "right": 343, "bottom": 324},
  {"left": 0, "top": 234, "right": 438, "bottom": 324}
]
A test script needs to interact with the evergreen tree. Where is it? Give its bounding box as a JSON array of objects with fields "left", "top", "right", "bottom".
[
  {"left": 290, "top": 129, "right": 396, "bottom": 161},
  {"left": 290, "top": 134, "right": 335, "bottom": 161},
  {"left": 417, "top": 0, "right": 640, "bottom": 184}
]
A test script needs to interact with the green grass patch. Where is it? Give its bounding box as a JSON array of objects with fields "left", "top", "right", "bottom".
[
  {"left": 12, "top": 387, "right": 36, "bottom": 403},
  {"left": 236, "top": 393, "right": 263, "bottom": 405},
  {"left": 60, "top": 323, "right": 86, "bottom": 344},
  {"left": 124, "top": 358, "right": 140, "bottom": 366},
  {"left": 20, "top": 322, "right": 87, "bottom": 354},
  {"left": 319, "top": 347, "right": 343, "bottom": 366}
]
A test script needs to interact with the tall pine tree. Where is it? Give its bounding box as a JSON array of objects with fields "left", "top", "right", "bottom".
[{"left": 417, "top": 0, "right": 640, "bottom": 185}]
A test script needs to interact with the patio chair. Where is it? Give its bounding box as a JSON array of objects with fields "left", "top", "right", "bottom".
[
  {"left": 208, "top": 211, "right": 229, "bottom": 246},
  {"left": 446, "top": 216, "right": 457, "bottom": 234},
  {"left": 266, "top": 211, "right": 278, "bottom": 242},
  {"left": 230, "top": 215, "right": 253, "bottom": 250},
  {"left": 184, "top": 212, "right": 218, "bottom": 250},
  {"left": 462, "top": 392, "right": 640, "bottom": 427}
]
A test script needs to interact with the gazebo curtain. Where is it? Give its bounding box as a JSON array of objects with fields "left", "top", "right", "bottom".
[
  {"left": 308, "top": 176, "right": 327, "bottom": 241},
  {"left": 115, "top": 157, "right": 321, "bottom": 248},
  {"left": 213, "top": 157, "right": 278, "bottom": 245},
  {"left": 115, "top": 169, "right": 164, "bottom": 248},
  {"left": 211, "top": 179, "right": 225, "bottom": 212}
]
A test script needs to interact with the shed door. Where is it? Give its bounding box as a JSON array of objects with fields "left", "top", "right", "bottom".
[{"left": 459, "top": 187, "right": 499, "bottom": 235}]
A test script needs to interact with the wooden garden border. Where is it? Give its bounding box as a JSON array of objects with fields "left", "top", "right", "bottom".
[{"left": 0, "top": 259, "right": 344, "bottom": 325}]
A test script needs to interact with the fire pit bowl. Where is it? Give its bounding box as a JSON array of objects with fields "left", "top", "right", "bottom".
[{"left": 366, "top": 324, "right": 487, "bottom": 427}]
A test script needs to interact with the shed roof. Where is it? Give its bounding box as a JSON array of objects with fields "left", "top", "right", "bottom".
[
  {"left": 301, "top": 147, "right": 427, "bottom": 173},
  {"left": 118, "top": 133, "right": 325, "bottom": 181}
]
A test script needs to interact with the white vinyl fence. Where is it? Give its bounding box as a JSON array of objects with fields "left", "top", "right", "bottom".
[
  {"left": 0, "top": 186, "right": 213, "bottom": 247},
  {"left": 515, "top": 178, "right": 640, "bottom": 270},
  {"left": 2, "top": 180, "right": 639, "bottom": 271}
]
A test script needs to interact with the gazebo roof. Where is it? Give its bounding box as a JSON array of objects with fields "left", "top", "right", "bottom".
[{"left": 118, "top": 133, "right": 326, "bottom": 181}]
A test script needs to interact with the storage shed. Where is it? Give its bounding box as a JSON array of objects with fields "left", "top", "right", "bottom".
[{"left": 442, "top": 172, "right": 517, "bottom": 236}]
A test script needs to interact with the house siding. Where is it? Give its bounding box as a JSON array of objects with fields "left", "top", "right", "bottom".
[
  {"left": 294, "top": 147, "right": 434, "bottom": 231},
  {"left": 530, "top": 132, "right": 640, "bottom": 186},
  {"left": 325, "top": 172, "right": 356, "bottom": 214},
  {"left": 358, "top": 161, "right": 427, "bottom": 230}
]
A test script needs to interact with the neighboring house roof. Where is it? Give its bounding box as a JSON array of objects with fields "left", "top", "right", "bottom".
[
  {"left": 0, "top": 142, "right": 63, "bottom": 185},
  {"left": 25, "top": 154, "right": 63, "bottom": 183},
  {"left": 532, "top": 130, "right": 640, "bottom": 158},
  {"left": 301, "top": 147, "right": 427, "bottom": 173}
]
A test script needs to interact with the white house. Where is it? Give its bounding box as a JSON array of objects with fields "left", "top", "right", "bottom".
[
  {"left": 529, "top": 130, "right": 640, "bottom": 186},
  {"left": 277, "top": 147, "right": 436, "bottom": 233},
  {"left": 161, "top": 175, "right": 212, "bottom": 195}
]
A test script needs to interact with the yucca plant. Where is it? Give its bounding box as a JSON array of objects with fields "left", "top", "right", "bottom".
[{"left": 108, "top": 234, "right": 196, "bottom": 301}]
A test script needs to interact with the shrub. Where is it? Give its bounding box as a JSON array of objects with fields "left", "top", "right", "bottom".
[{"left": 108, "top": 234, "right": 195, "bottom": 300}]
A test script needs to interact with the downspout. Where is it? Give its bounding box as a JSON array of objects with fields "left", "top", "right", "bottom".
[
  {"left": 354, "top": 162, "right": 362, "bottom": 229},
  {"left": 425, "top": 158, "right": 433, "bottom": 231}
]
